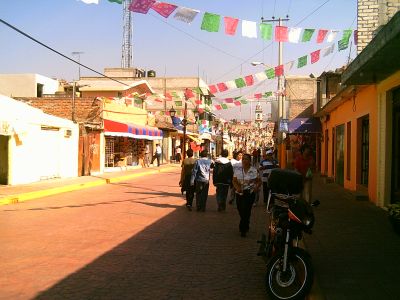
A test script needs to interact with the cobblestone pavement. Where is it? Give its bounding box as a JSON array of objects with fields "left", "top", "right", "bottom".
[{"left": 0, "top": 168, "right": 270, "bottom": 300}]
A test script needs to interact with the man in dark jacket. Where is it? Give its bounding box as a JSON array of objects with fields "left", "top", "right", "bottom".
[{"left": 213, "top": 149, "right": 234, "bottom": 212}]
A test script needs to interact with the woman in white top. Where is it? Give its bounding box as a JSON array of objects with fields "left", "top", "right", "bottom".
[
  {"left": 232, "top": 153, "right": 261, "bottom": 237},
  {"left": 229, "top": 151, "right": 243, "bottom": 205}
]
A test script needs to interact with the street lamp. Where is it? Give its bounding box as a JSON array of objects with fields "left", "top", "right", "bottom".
[{"left": 169, "top": 89, "right": 200, "bottom": 159}]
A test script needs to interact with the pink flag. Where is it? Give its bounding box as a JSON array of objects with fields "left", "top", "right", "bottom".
[
  {"left": 151, "top": 2, "right": 177, "bottom": 18},
  {"left": 254, "top": 93, "right": 262, "bottom": 99},
  {"left": 275, "top": 65, "right": 284, "bottom": 77},
  {"left": 234, "top": 101, "right": 241, "bottom": 106},
  {"left": 198, "top": 108, "right": 204, "bottom": 114},
  {"left": 244, "top": 75, "right": 254, "bottom": 86},
  {"left": 154, "top": 98, "right": 163, "bottom": 103},
  {"left": 164, "top": 92, "right": 172, "bottom": 100},
  {"left": 129, "top": 0, "right": 156, "bottom": 14},
  {"left": 195, "top": 100, "right": 202, "bottom": 104},
  {"left": 184, "top": 88, "right": 194, "bottom": 99},
  {"left": 224, "top": 16, "right": 239, "bottom": 35},
  {"left": 316, "top": 29, "right": 328, "bottom": 43},
  {"left": 217, "top": 82, "right": 228, "bottom": 92},
  {"left": 311, "top": 50, "right": 321, "bottom": 64},
  {"left": 275, "top": 26, "right": 288, "bottom": 42},
  {"left": 208, "top": 84, "right": 218, "bottom": 94},
  {"left": 214, "top": 105, "right": 222, "bottom": 110},
  {"left": 225, "top": 98, "right": 234, "bottom": 103}
]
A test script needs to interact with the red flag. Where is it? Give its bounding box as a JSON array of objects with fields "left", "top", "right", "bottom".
[
  {"left": 154, "top": 98, "right": 163, "bottom": 103},
  {"left": 184, "top": 88, "right": 194, "bottom": 99},
  {"left": 208, "top": 84, "right": 218, "bottom": 94},
  {"left": 214, "top": 105, "right": 222, "bottom": 110},
  {"left": 275, "top": 65, "right": 284, "bottom": 76},
  {"left": 275, "top": 26, "right": 288, "bottom": 42},
  {"left": 354, "top": 30, "right": 358, "bottom": 45},
  {"left": 316, "top": 29, "right": 328, "bottom": 43},
  {"left": 234, "top": 101, "right": 241, "bottom": 106},
  {"left": 195, "top": 100, "right": 202, "bottom": 104},
  {"left": 311, "top": 50, "right": 321, "bottom": 64},
  {"left": 224, "top": 16, "right": 239, "bottom": 35},
  {"left": 225, "top": 98, "right": 234, "bottom": 103},
  {"left": 164, "top": 92, "right": 172, "bottom": 100},
  {"left": 254, "top": 93, "right": 262, "bottom": 99},
  {"left": 244, "top": 75, "right": 254, "bottom": 86},
  {"left": 151, "top": 2, "right": 177, "bottom": 18},
  {"left": 198, "top": 108, "right": 204, "bottom": 113},
  {"left": 217, "top": 82, "right": 228, "bottom": 92}
]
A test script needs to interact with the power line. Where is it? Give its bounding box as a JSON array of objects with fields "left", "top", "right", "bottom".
[
  {"left": 294, "top": 0, "right": 331, "bottom": 26},
  {"left": 0, "top": 18, "right": 131, "bottom": 86}
]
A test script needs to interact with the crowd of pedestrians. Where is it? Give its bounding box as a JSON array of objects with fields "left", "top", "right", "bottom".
[{"left": 178, "top": 144, "right": 314, "bottom": 237}]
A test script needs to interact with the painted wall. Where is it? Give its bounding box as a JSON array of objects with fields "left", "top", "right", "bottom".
[
  {"left": 0, "top": 74, "right": 59, "bottom": 97},
  {"left": 320, "top": 85, "right": 378, "bottom": 202},
  {"left": 8, "top": 123, "right": 79, "bottom": 185}
]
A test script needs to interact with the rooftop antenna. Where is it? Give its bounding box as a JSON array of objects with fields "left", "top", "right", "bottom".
[{"left": 121, "top": 0, "right": 133, "bottom": 68}]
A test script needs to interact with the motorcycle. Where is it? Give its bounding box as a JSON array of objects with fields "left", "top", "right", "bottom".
[{"left": 257, "top": 169, "right": 320, "bottom": 300}]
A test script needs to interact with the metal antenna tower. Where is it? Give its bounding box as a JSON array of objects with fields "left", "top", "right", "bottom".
[{"left": 121, "top": 0, "right": 133, "bottom": 68}]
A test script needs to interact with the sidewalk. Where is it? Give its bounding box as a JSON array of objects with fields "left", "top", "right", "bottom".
[
  {"left": 0, "top": 164, "right": 180, "bottom": 206},
  {"left": 305, "top": 174, "right": 400, "bottom": 299}
]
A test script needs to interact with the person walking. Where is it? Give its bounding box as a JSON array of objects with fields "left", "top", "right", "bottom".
[
  {"left": 293, "top": 144, "right": 314, "bottom": 203},
  {"left": 179, "top": 149, "right": 197, "bottom": 211},
  {"left": 190, "top": 149, "right": 213, "bottom": 212},
  {"left": 151, "top": 144, "right": 162, "bottom": 167},
  {"left": 232, "top": 153, "right": 261, "bottom": 237},
  {"left": 144, "top": 143, "right": 150, "bottom": 167},
  {"left": 175, "top": 146, "right": 182, "bottom": 164},
  {"left": 259, "top": 149, "right": 279, "bottom": 205},
  {"left": 212, "top": 149, "right": 234, "bottom": 212},
  {"left": 229, "top": 150, "right": 242, "bottom": 205}
]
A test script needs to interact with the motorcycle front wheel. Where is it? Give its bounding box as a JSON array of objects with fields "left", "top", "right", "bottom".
[{"left": 265, "top": 248, "right": 313, "bottom": 300}]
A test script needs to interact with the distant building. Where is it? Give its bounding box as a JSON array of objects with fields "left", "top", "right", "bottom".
[{"left": 0, "top": 74, "right": 61, "bottom": 97}]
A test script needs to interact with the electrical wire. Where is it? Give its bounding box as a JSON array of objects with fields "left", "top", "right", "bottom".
[
  {"left": 0, "top": 18, "right": 131, "bottom": 86},
  {"left": 294, "top": 0, "right": 331, "bottom": 26}
]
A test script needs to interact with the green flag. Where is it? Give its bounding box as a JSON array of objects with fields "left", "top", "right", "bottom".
[
  {"left": 201, "top": 12, "right": 221, "bottom": 32},
  {"left": 175, "top": 100, "right": 183, "bottom": 107},
  {"left": 221, "top": 103, "right": 228, "bottom": 109},
  {"left": 193, "top": 87, "right": 202, "bottom": 94},
  {"left": 235, "top": 78, "right": 246, "bottom": 88},
  {"left": 301, "top": 29, "right": 315, "bottom": 42},
  {"left": 171, "top": 91, "right": 179, "bottom": 98},
  {"left": 265, "top": 68, "right": 275, "bottom": 79},
  {"left": 240, "top": 99, "right": 248, "bottom": 104},
  {"left": 260, "top": 23, "right": 272, "bottom": 40},
  {"left": 264, "top": 91, "right": 273, "bottom": 97},
  {"left": 206, "top": 98, "right": 212, "bottom": 105},
  {"left": 134, "top": 98, "right": 142, "bottom": 105},
  {"left": 108, "top": 0, "right": 122, "bottom": 4},
  {"left": 338, "top": 29, "right": 352, "bottom": 51},
  {"left": 298, "top": 55, "right": 308, "bottom": 68}
]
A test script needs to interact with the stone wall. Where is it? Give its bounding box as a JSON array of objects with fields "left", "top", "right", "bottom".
[{"left": 357, "top": 0, "right": 400, "bottom": 53}]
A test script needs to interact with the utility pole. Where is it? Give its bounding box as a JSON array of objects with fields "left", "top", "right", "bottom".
[{"left": 261, "top": 16, "right": 289, "bottom": 164}]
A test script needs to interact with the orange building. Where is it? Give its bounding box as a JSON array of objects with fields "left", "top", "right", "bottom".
[{"left": 316, "top": 11, "right": 400, "bottom": 207}]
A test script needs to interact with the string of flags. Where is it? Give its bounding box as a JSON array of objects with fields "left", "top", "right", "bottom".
[
  {"left": 127, "top": 0, "right": 356, "bottom": 45},
  {"left": 207, "top": 43, "right": 341, "bottom": 94},
  {"left": 79, "top": 0, "right": 357, "bottom": 45}
]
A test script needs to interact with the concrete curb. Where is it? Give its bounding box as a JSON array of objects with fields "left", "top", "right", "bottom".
[{"left": 0, "top": 166, "right": 178, "bottom": 206}]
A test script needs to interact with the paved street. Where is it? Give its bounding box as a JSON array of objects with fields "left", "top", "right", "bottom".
[{"left": 0, "top": 168, "right": 269, "bottom": 300}]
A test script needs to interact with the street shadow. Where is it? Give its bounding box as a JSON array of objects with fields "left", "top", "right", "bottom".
[{"left": 31, "top": 195, "right": 268, "bottom": 299}]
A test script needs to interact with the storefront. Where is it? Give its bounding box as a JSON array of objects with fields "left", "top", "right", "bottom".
[{"left": 104, "top": 119, "right": 163, "bottom": 169}]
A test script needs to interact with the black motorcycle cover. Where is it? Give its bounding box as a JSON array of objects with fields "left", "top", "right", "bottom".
[{"left": 269, "top": 169, "right": 304, "bottom": 195}]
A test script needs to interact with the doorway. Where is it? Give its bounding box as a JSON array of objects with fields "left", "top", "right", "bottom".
[
  {"left": 335, "top": 124, "right": 345, "bottom": 185},
  {"left": 392, "top": 88, "right": 400, "bottom": 203},
  {"left": 360, "top": 116, "right": 369, "bottom": 186},
  {"left": 0, "top": 135, "right": 9, "bottom": 184}
]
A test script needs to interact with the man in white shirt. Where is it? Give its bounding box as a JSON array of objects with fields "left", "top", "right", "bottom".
[{"left": 151, "top": 144, "right": 162, "bottom": 167}]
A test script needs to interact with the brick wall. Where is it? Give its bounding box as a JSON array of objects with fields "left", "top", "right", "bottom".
[
  {"left": 285, "top": 77, "right": 316, "bottom": 120},
  {"left": 357, "top": 0, "right": 400, "bottom": 53},
  {"left": 16, "top": 97, "right": 103, "bottom": 124}
]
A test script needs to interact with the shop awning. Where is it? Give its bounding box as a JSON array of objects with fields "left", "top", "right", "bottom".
[
  {"left": 288, "top": 118, "right": 321, "bottom": 134},
  {"left": 187, "top": 135, "right": 202, "bottom": 144},
  {"left": 104, "top": 119, "right": 163, "bottom": 140}
]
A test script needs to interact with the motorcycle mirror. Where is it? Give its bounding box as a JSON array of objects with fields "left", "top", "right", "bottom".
[{"left": 311, "top": 199, "right": 320, "bottom": 207}]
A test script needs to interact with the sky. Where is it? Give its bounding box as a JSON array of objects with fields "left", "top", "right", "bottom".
[{"left": 0, "top": 0, "right": 358, "bottom": 121}]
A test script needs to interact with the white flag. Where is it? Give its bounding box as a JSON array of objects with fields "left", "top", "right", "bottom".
[
  {"left": 288, "top": 27, "right": 302, "bottom": 43},
  {"left": 255, "top": 72, "right": 267, "bottom": 82},
  {"left": 323, "top": 43, "right": 335, "bottom": 57},
  {"left": 81, "top": 0, "right": 99, "bottom": 4},
  {"left": 284, "top": 61, "right": 295, "bottom": 72},
  {"left": 173, "top": 7, "right": 199, "bottom": 24},
  {"left": 225, "top": 81, "right": 236, "bottom": 90},
  {"left": 327, "top": 30, "right": 339, "bottom": 42},
  {"left": 242, "top": 20, "right": 258, "bottom": 38}
]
